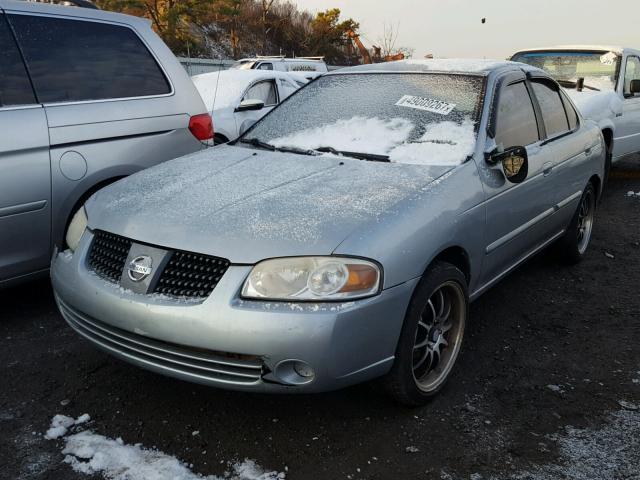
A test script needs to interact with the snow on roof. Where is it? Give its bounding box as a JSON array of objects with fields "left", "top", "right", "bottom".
[
  {"left": 514, "top": 45, "right": 626, "bottom": 55},
  {"left": 335, "top": 59, "right": 520, "bottom": 75}
]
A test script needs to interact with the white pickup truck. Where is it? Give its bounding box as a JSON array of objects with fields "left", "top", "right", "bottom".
[{"left": 511, "top": 46, "right": 640, "bottom": 177}]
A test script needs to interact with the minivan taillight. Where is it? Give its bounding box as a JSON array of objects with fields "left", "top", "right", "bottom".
[{"left": 189, "top": 113, "right": 214, "bottom": 141}]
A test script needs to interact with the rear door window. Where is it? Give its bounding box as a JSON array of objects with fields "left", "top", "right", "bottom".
[
  {"left": 560, "top": 91, "right": 579, "bottom": 130},
  {"left": 531, "top": 80, "right": 570, "bottom": 137},
  {"left": 0, "top": 14, "right": 36, "bottom": 107},
  {"left": 495, "top": 81, "right": 539, "bottom": 148},
  {"left": 9, "top": 14, "right": 171, "bottom": 103}
]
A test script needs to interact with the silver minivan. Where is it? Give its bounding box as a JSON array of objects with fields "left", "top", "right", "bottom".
[{"left": 0, "top": 0, "right": 212, "bottom": 287}]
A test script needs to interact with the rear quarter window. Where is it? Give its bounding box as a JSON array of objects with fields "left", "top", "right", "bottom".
[
  {"left": 9, "top": 14, "right": 171, "bottom": 103},
  {"left": 531, "top": 80, "right": 570, "bottom": 137}
]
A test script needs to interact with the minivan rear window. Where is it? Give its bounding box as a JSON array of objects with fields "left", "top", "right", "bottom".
[
  {"left": 0, "top": 14, "right": 36, "bottom": 107},
  {"left": 9, "top": 14, "right": 171, "bottom": 103}
]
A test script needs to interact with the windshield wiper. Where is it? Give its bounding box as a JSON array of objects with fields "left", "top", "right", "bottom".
[
  {"left": 557, "top": 79, "right": 601, "bottom": 92},
  {"left": 314, "top": 146, "right": 390, "bottom": 163},
  {"left": 239, "top": 138, "right": 316, "bottom": 156}
]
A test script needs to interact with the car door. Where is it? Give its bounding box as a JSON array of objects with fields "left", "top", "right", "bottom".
[
  {"left": 528, "top": 77, "right": 594, "bottom": 231},
  {"left": 234, "top": 79, "right": 279, "bottom": 130},
  {"left": 0, "top": 13, "right": 51, "bottom": 282},
  {"left": 614, "top": 55, "right": 640, "bottom": 157},
  {"left": 478, "top": 75, "right": 560, "bottom": 287}
]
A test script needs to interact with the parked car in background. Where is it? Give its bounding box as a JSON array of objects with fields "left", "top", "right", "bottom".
[
  {"left": 52, "top": 59, "right": 605, "bottom": 405},
  {"left": 511, "top": 46, "right": 640, "bottom": 178},
  {"left": 231, "top": 55, "right": 328, "bottom": 81},
  {"left": 0, "top": 0, "right": 212, "bottom": 288},
  {"left": 192, "top": 69, "right": 303, "bottom": 144}
]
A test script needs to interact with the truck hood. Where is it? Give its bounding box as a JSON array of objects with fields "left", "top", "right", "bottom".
[
  {"left": 87, "top": 145, "right": 450, "bottom": 264},
  {"left": 564, "top": 88, "right": 623, "bottom": 124}
]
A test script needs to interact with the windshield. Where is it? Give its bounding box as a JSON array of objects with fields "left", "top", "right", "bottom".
[
  {"left": 242, "top": 73, "right": 484, "bottom": 166},
  {"left": 231, "top": 60, "right": 256, "bottom": 70},
  {"left": 512, "top": 51, "right": 620, "bottom": 91}
]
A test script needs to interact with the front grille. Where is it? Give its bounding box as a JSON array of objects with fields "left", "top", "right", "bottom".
[
  {"left": 87, "top": 230, "right": 230, "bottom": 300},
  {"left": 57, "top": 296, "right": 263, "bottom": 386},
  {"left": 154, "top": 251, "right": 230, "bottom": 298},
  {"left": 88, "top": 231, "right": 132, "bottom": 283}
]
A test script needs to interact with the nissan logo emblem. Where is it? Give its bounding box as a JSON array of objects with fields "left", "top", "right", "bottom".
[{"left": 127, "top": 255, "right": 153, "bottom": 282}]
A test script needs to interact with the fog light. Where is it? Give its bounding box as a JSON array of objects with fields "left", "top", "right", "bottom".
[
  {"left": 274, "top": 359, "right": 316, "bottom": 385},
  {"left": 293, "top": 361, "right": 315, "bottom": 378}
]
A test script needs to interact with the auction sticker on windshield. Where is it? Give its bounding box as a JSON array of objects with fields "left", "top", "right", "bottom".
[{"left": 396, "top": 95, "right": 456, "bottom": 115}]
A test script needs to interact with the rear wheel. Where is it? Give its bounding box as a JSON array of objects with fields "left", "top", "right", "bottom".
[
  {"left": 557, "top": 182, "right": 596, "bottom": 264},
  {"left": 383, "top": 261, "right": 468, "bottom": 406}
]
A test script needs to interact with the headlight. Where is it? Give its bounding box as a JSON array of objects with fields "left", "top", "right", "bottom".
[
  {"left": 65, "top": 206, "right": 88, "bottom": 252},
  {"left": 241, "top": 257, "right": 381, "bottom": 301}
]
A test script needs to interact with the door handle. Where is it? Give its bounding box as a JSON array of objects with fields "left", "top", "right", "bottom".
[
  {"left": 585, "top": 147, "right": 592, "bottom": 155},
  {"left": 543, "top": 162, "right": 553, "bottom": 176}
]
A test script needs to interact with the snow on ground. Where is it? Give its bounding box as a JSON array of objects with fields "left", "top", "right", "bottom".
[
  {"left": 496, "top": 409, "right": 640, "bottom": 480},
  {"left": 564, "top": 89, "right": 623, "bottom": 124},
  {"left": 45, "top": 414, "right": 285, "bottom": 480},
  {"left": 271, "top": 116, "right": 476, "bottom": 166},
  {"left": 626, "top": 191, "right": 640, "bottom": 198}
]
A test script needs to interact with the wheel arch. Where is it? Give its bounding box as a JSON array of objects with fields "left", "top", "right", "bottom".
[
  {"left": 58, "top": 175, "right": 127, "bottom": 250},
  {"left": 427, "top": 246, "right": 471, "bottom": 285}
]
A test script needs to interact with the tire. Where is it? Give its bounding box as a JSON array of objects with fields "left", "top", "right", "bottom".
[
  {"left": 383, "top": 261, "right": 468, "bottom": 406},
  {"left": 603, "top": 151, "right": 612, "bottom": 193},
  {"left": 557, "top": 182, "right": 597, "bottom": 265}
]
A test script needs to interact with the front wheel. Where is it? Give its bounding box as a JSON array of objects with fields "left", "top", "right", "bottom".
[
  {"left": 383, "top": 261, "right": 468, "bottom": 406},
  {"left": 557, "top": 182, "right": 596, "bottom": 264}
]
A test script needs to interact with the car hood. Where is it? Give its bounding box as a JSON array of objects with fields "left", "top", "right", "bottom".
[
  {"left": 563, "top": 88, "right": 622, "bottom": 124},
  {"left": 87, "top": 146, "right": 451, "bottom": 264}
]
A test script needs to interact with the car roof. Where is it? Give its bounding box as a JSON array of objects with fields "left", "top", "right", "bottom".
[
  {"left": 331, "top": 59, "right": 536, "bottom": 76},
  {"left": 192, "top": 69, "right": 298, "bottom": 86},
  {"left": 0, "top": 0, "right": 151, "bottom": 29},
  {"left": 513, "top": 45, "right": 630, "bottom": 55}
]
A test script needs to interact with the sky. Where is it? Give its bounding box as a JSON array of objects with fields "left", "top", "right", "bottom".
[{"left": 293, "top": 0, "right": 639, "bottom": 60}]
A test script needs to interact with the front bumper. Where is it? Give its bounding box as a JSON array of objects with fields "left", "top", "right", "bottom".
[{"left": 51, "top": 230, "right": 418, "bottom": 393}]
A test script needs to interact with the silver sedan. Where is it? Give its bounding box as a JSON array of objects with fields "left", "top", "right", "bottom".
[{"left": 51, "top": 60, "right": 605, "bottom": 405}]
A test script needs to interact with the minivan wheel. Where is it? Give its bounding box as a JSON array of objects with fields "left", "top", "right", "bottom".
[
  {"left": 383, "top": 261, "right": 468, "bottom": 406},
  {"left": 557, "top": 182, "right": 596, "bottom": 265}
]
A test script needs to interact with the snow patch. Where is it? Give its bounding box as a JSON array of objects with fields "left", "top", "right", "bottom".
[
  {"left": 388, "top": 118, "right": 476, "bottom": 166},
  {"left": 271, "top": 115, "right": 475, "bottom": 166},
  {"left": 626, "top": 191, "right": 640, "bottom": 198},
  {"left": 401, "top": 58, "right": 516, "bottom": 73},
  {"left": 564, "top": 89, "right": 623, "bottom": 124},
  {"left": 45, "top": 414, "right": 90, "bottom": 440},
  {"left": 494, "top": 409, "right": 640, "bottom": 480},
  {"left": 271, "top": 116, "right": 414, "bottom": 155},
  {"left": 45, "top": 415, "right": 285, "bottom": 480}
]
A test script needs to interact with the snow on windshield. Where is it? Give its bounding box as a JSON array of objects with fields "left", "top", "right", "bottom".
[
  {"left": 271, "top": 117, "right": 414, "bottom": 154},
  {"left": 247, "top": 73, "right": 483, "bottom": 166},
  {"left": 388, "top": 118, "right": 476, "bottom": 165},
  {"left": 271, "top": 116, "right": 476, "bottom": 166}
]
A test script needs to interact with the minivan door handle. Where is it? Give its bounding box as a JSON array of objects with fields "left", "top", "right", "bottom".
[{"left": 543, "top": 162, "right": 553, "bottom": 176}]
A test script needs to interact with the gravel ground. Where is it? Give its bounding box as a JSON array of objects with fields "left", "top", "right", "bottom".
[{"left": 1, "top": 157, "right": 639, "bottom": 480}]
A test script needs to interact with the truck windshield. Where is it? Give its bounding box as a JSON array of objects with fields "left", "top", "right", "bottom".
[
  {"left": 512, "top": 51, "right": 620, "bottom": 91},
  {"left": 241, "top": 73, "right": 484, "bottom": 166}
]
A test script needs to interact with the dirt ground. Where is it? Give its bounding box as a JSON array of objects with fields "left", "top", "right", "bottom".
[{"left": 1, "top": 157, "right": 639, "bottom": 480}]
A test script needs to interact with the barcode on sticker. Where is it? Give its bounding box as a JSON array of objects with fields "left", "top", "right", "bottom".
[{"left": 396, "top": 95, "right": 456, "bottom": 115}]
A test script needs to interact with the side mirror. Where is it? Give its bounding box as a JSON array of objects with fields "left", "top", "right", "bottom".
[
  {"left": 486, "top": 146, "right": 528, "bottom": 184},
  {"left": 235, "top": 99, "right": 265, "bottom": 112},
  {"left": 630, "top": 79, "right": 640, "bottom": 95}
]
